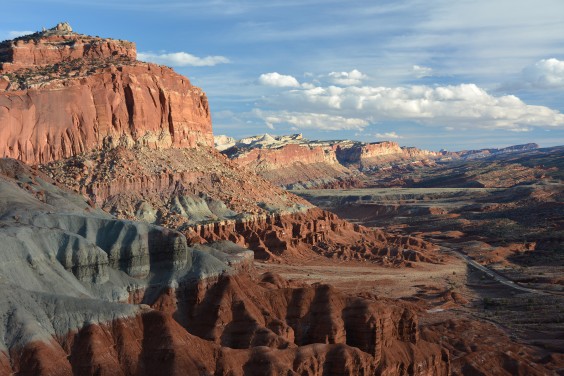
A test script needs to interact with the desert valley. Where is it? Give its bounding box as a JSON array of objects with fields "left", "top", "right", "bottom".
[{"left": 0, "top": 23, "right": 562, "bottom": 375}]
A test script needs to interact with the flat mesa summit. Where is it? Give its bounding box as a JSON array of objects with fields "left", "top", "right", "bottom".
[
  {"left": 0, "top": 24, "right": 454, "bottom": 375},
  {"left": 0, "top": 22, "right": 213, "bottom": 165}
]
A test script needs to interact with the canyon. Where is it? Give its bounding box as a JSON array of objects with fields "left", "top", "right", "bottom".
[
  {"left": 0, "top": 23, "right": 561, "bottom": 375},
  {"left": 0, "top": 24, "right": 449, "bottom": 375}
]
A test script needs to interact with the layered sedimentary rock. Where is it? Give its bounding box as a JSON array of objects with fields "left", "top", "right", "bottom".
[
  {"left": 231, "top": 143, "right": 360, "bottom": 188},
  {"left": 218, "top": 134, "right": 441, "bottom": 188},
  {"left": 0, "top": 158, "right": 449, "bottom": 375},
  {"left": 40, "top": 146, "right": 438, "bottom": 265},
  {"left": 336, "top": 141, "right": 440, "bottom": 170},
  {"left": 191, "top": 208, "right": 439, "bottom": 263},
  {"left": 0, "top": 26, "right": 452, "bottom": 375},
  {"left": 440, "top": 143, "right": 539, "bottom": 160},
  {"left": 217, "top": 135, "right": 542, "bottom": 190},
  {"left": 0, "top": 25, "right": 212, "bottom": 165},
  {"left": 40, "top": 146, "right": 309, "bottom": 218},
  {"left": 0, "top": 23, "right": 136, "bottom": 71}
]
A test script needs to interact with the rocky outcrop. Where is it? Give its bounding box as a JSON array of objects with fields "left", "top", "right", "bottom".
[
  {"left": 233, "top": 143, "right": 340, "bottom": 172},
  {"left": 40, "top": 146, "right": 309, "bottom": 218},
  {"left": 230, "top": 143, "right": 360, "bottom": 188},
  {"left": 218, "top": 134, "right": 362, "bottom": 189},
  {"left": 0, "top": 22, "right": 136, "bottom": 71},
  {"left": 38, "top": 145, "right": 438, "bottom": 265},
  {"left": 335, "top": 141, "right": 440, "bottom": 170},
  {"left": 0, "top": 26, "right": 212, "bottom": 165},
  {"left": 190, "top": 207, "right": 439, "bottom": 264},
  {"left": 9, "top": 305, "right": 448, "bottom": 376},
  {"left": 218, "top": 134, "right": 442, "bottom": 188},
  {"left": 218, "top": 135, "right": 542, "bottom": 190},
  {"left": 0, "top": 159, "right": 449, "bottom": 375},
  {"left": 441, "top": 143, "right": 539, "bottom": 160}
]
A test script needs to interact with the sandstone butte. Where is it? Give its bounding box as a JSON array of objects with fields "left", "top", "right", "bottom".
[
  {"left": 0, "top": 24, "right": 452, "bottom": 375},
  {"left": 0, "top": 22, "right": 213, "bottom": 165}
]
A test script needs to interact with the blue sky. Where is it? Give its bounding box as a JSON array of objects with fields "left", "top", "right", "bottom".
[{"left": 2, "top": 0, "right": 564, "bottom": 150}]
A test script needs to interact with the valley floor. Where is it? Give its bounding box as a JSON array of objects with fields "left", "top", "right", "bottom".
[{"left": 286, "top": 186, "right": 564, "bottom": 374}]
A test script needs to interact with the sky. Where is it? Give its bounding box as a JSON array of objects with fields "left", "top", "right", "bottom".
[{"left": 2, "top": 0, "right": 564, "bottom": 151}]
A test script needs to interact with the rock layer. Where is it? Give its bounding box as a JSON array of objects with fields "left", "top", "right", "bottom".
[
  {"left": 190, "top": 208, "right": 439, "bottom": 264},
  {"left": 0, "top": 26, "right": 455, "bottom": 376},
  {"left": 40, "top": 146, "right": 439, "bottom": 265},
  {"left": 0, "top": 28, "right": 212, "bottom": 165},
  {"left": 218, "top": 134, "right": 442, "bottom": 188},
  {"left": 336, "top": 141, "right": 440, "bottom": 170},
  {"left": 0, "top": 23, "right": 136, "bottom": 72},
  {"left": 0, "top": 159, "right": 449, "bottom": 375},
  {"left": 231, "top": 143, "right": 361, "bottom": 189}
]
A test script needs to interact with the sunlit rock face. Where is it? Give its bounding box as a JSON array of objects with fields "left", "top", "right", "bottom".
[{"left": 0, "top": 23, "right": 213, "bottom": 165}]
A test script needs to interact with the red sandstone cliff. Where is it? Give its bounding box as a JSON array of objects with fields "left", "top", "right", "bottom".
[
  {"left": 0, "top": 24, "right": 212, "bottom": 165},
  {"left": 0, "top": 23, "right": 136, "bottom": 72},
  {"left": 336, "top": 141, "right": 440, "bottom": 170},
  {"left": 230, "top": 143, "right": 359, "bottom": 188},
  {"left": 190, "top": 208, "right": 439, "bottom": 264},
  {"left": 40, "top": 147, "right": 439, "bottom": 265},
  {"left": 234, "top": 144, "right": 340, "bottom": 172},
  {"left": 5, "top": 275, "right": 449, "bottom": 376},
  {"left": 219, "top": 135, "right": 441, "bottom": 188}
]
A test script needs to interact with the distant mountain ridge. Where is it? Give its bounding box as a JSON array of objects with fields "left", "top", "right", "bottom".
[
  {"left": 442, "top": 143, "right": 539, "bottom": 160},
  {"left": 215, "top": 133, "right": 540, "bottom": 188}
]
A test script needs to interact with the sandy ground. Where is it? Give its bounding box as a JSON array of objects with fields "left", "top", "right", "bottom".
[{"left": 255, "top": 251, "right": 469, "bottom": 302}]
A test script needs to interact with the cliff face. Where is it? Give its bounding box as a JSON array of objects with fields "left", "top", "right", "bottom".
[
  {"left": 191, "top": 208, "right": 439, "bottom": 264},
  {"left": 231, "top": 144, "right": 360, "bottom": 188},
  {"left": 219, "top": 135, "right": 441, "bottom": 188},
  {"left": 234, "top": 144, "right": 340, "bottom": 171},
  {"left": 39, "top": 147, "right": 439, "bottom": 265},
  {"left": 336, "top": 141, "right": 440, "bottom": 170},
  {"left": 0, "top": 33, "right": 136, "bottom": 71},
  {"left": 0, "top": 26, "right": 212, "bottom": 165}
]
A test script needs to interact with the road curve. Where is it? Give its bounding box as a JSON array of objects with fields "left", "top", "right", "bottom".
[{"left": 451, "top": 249, "right": 562, "bottom": 296}]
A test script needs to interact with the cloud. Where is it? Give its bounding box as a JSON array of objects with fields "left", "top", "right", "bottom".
[
  {"left": 521, "top": 58, "right": 564, "bottom": 89},
  {"left": 374, "top": 131, "right": 402, "bottom": 139},
  {"left": 255, "top": 109, "right": 368, "bottom": 131},
  {"left": 258, "top": 72, "right": 301, "bottom": 87},
  {"left": 137, "top": 51, "right": 229, "bottom": 67},
  {"left": 328, "top": 69, "right": 366, "bottom": 86},
  {"left": 8, "top": 30, "right": 34, "bottom": 38},
  {"left": 412, "top": 65, "right": 433, "bottom": 78},
  {"left": 261, "top": 79, "right": 564, "bottom": 132}
]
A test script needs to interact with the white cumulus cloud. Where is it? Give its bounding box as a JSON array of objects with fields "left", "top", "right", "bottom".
[
  {"left": 328, "top": 69, "right": 366, "bottom": 86},
  {"left": 265, "top": 79, "right": 564, "bottom": 132},
  {"left": 522, "top": 58, "right": 564, "bottom": 89},
  {"left": 8, "top": 30, "right": 34, "bottom": 38},
  {"left": 412, "top": 65, "right": 433, "bottom": 78},
  {"left": 255, "top": 110, "right": 368, "bottom": 131},
  {"left": 137, "top": 51, "right": 229, "bottom": 67},
  {"left": 258, "top": 72, "right": 301, "bottom": 87},
  {"left": 374, "top": 131, "right": 402, "bottom": 139}
]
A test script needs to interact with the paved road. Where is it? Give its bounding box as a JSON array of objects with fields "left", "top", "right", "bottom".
[{"left": 451, "top": 249, "right": 562, "bottom": 296}]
